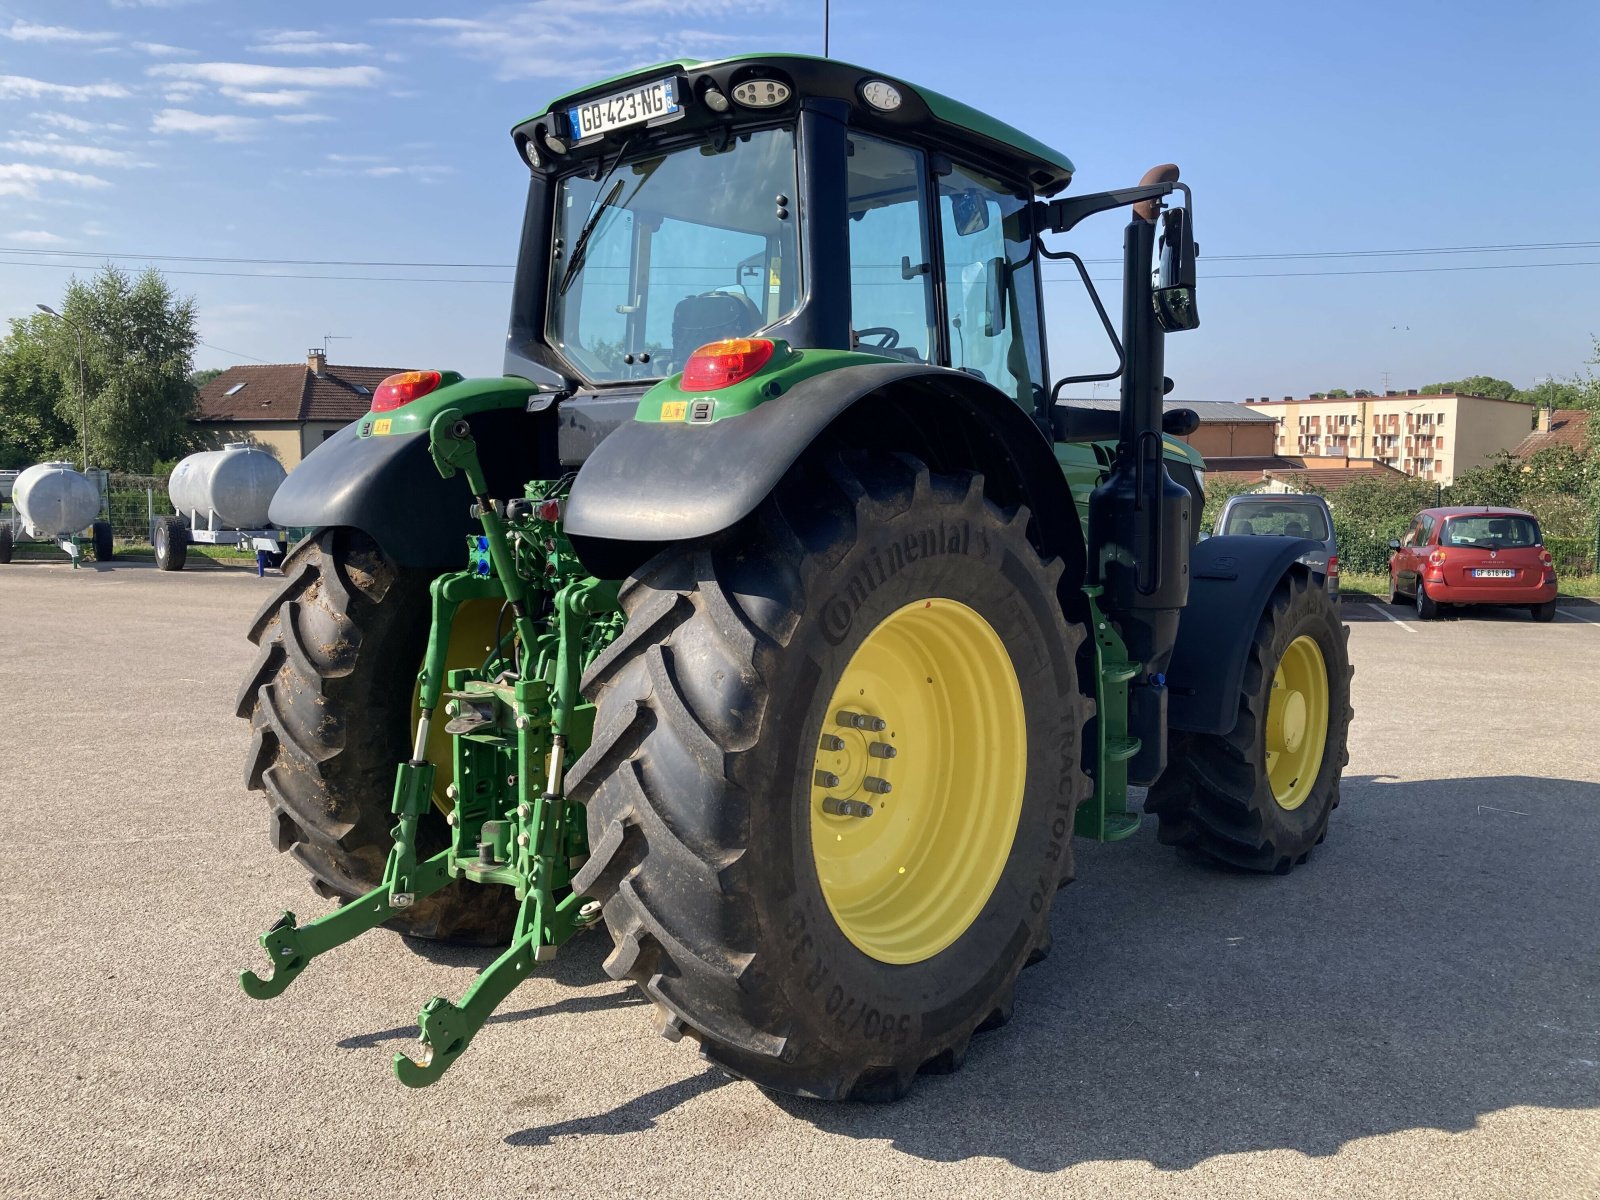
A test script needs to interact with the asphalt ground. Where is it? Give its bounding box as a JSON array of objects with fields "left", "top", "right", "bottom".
[{"left": 2, "top": 558, "right": 1597, "bottom": 1199}]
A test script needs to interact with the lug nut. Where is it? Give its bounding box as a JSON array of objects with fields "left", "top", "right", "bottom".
[
  {"left": 818, "top": 733, "right": 845, "bottom": 752},
  {"left": 516, "top": 715, "right": 530, "bottom": 730},
  {"left": 836, "top": 709, "right": 886, "bottom": 732},
  {"left": 814, "top": 770, "right": 840, "bottom": 789},
  {"left": 517, "top": 833, "right": 529, "bottom": 847},
  {"left": 861, "top": 776, "right": 892, "bottom": 794},
  {"left": 517, "top": 803, "right": 530, "bottom": 819},
  {"left": 445, "top": 783, "right": 457, "bottom": 800},
  {"left": 446, "top": 811, "right": 458, "bottom": 826},
  {"left": 822, "top": 797, "right": 874, "bottom": 818},
  {"left": 867, "top": 743, "right": 897, "bottom": 759},
  {"left": 445, "top": 701, "right": 459, "bottom": 717}
]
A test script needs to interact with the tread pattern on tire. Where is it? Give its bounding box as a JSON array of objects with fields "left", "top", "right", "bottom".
[
  {"left": 237, "top": 526, "right": 515, "bottom": 942},
  {"left": 567, "top": 452, "right": 1090, "bottom": 1100},
  {"left": 1147, "top": 568, "right": 1353, "bottom": 874}
]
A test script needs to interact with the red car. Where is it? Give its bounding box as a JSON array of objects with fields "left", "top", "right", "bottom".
[{"left": 1389, "top": 506, "right": 1558, "bottom": 621}]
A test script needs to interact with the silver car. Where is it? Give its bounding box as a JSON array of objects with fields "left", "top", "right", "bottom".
[{"left": 1214, "top": 493, "right": 1340, "bottom": 600}]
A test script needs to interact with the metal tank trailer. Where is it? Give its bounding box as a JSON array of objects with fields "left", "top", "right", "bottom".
[
  {"left": 0, "top": 462, "right": 112, "bottom": 568},
  {"left": 155, "top": 443, "right": 289, "bottom": 574}
]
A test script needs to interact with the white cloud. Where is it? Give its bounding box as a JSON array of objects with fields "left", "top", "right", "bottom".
[
  {"left": 0, "top": 139, "right": 152, "bottom": 168},
  {"left": 149, "top": 62, "right": 382, "bottom": 89},
  {"left": 5, "top": 228, "right": 67, "bottom": 244},
  {"left": 150, "top": 109, "right": 259, "bottom": 140},
  {"left": 326, "top": 153, "right": 384, "bottom": 163},
  {"left": 31, "top": 112, "right": 128, "bottom": 134},
  {"left": 2, "top": 21, "right": 117, "bottom": 44},
  {"left": 0, "top": 163, "right": 112, "bottom": 198},
  {"left": 132, "top": 42, "right": 191, "bottom": 56},
  {"left": 274, "top": 112, "right": 332, "bottom": 124},
  {"left": 0, "top": 75, "right": 131, "bottom": 102},
  {"left": 253, "top": 30, "right": 373, "bottom": 55},
  {"left": 220, "top": 87, "right": 313, "bottom": 107}
]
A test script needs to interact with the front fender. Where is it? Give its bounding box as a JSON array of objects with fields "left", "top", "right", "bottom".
[
  {"left": 564, "top": 362, "right": 1082, "bottom": 591},
  {"left": 1167, "top": 535, "right": 1327, "bottom": 735},
  {"left": 269, "top": 375, "right": 555, "bottom": 570}
]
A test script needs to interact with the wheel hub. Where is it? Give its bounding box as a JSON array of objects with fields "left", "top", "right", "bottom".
[
  {"left": 809, "top": 597, "right": 1025, "bottom": 965},
  {"left": 1265, "top": 635, "right": 1330, "bottom": 812}
]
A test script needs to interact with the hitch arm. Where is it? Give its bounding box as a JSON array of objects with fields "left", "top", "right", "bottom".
[{"left": 240, "top": 851, "right": 453, "bottom": 999}]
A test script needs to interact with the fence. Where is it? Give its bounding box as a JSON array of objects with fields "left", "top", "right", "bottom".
[{"left": 107, "top": 473, "right": 166, "bottom": 544}]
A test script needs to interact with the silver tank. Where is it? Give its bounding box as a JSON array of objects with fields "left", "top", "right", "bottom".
[
  {"left": 14, "top": 461, "right": 101, "bottom": 539},
  {"left": 168, "top": 443, "right": 287, "bottom": 529}
]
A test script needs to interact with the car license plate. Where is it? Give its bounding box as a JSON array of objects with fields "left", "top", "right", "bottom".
[
  {"left": 1473, "top": 568, "right": 1515, "bottom": 578},
  {"left": 569, "top": 78, "right": 680, "bottom": 142}
]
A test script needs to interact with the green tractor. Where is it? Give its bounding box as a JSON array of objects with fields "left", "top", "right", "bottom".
[{"left": 239, "top": 53, "right": 1351, "bottom": 1100}]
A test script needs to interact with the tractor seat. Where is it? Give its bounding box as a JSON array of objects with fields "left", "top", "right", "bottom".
[{"left": 671, "top": 291, "right": 763, "bottom": 371}]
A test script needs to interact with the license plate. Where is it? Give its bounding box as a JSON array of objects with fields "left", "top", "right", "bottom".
[
  {"left": 568, "top": 78, "right": 680, "bottom": 142},
  {"left": 1472, "top": 568, "right": 1515, "bottom": 578}
]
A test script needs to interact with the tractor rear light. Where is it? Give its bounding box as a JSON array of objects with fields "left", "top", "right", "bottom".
[
  {"left": 682, "top": 338, "right": 776, "bottom": 391},
  {"left": 537, "top": 498, "right": 562, "bottom": 522},
  {"left": 372, "top": 370, "right": 442, "bottom": 412}
]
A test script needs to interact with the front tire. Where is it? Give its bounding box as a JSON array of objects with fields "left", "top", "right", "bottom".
[
  {"left": 0, "top": 526, "right": 12, "bottom": 564},
  {"left": 154, "top": 516, "right": 188, "bottom": 571},
  {"left": 568, "top": 453, "right": 1090, "bottom": 1100},
  {"left": 92, "top": 519, "right": 114, "bottom": 561},
  {"left": 237, "top": 526, "right": 515, "bottom": 942},
  {"left": 1148, "top": 568, "right": 1352, "bottom": 873}
]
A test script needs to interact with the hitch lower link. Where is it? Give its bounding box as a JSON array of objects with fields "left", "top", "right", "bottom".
[{"left": 240, "top": 407, "right": 610, "bottom": 1087}]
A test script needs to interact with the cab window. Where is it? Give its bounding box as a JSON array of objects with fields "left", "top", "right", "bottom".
[
  {"left": 937, "top": 164, "right": 1044, "bottom": 406},
  {"left": 845, "top": 135, "right": 936, "bottom": 363}
]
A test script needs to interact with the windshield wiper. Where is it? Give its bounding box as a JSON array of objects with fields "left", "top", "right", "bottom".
[{"left": 558, "top": 136, "right": 635, "bottom": 297}]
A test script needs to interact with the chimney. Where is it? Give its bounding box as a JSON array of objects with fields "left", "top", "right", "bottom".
[
  {"left": 1385, "top": 390, "right": 1397, "bottom": 396},
  {"left": 1282, "top": 395, "right": 1292, "bottom": 402},
  {"left": 307, "top": 348, "right": 326, "bottom": 375},
  {"left": 1538, "top": 407, "right": 1553, "bottom": 433},
  {"left": 1406, "top": 388, "right": 1418, "bottom": 396}
]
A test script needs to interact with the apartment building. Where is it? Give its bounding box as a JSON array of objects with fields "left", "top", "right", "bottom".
[{"left": 1239, "top": 391, "right": 1535, "bottom": 485}]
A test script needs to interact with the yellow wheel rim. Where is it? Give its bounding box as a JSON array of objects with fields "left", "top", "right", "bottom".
[
  {"left": 411, "top": 599, "right": 502, "bottom": 816},
  {"left": 1266, "top": 635, "right": 1330, "bottom": 811},
  {"left": 809, "top": 598, "right": 1025, "bottom": 965}
]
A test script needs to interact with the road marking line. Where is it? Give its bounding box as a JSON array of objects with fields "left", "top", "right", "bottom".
[
  {"left": 1370, "top": 604, "right": 1416, "bottom": 633},
  {"left": 1559, "top": 608, "right": 1598, "bottom": 623}
]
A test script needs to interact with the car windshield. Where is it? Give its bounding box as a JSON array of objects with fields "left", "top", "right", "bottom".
[
  {"left": 1220, "top": 500, "right": 1331, "bottom": 540},
  {"left": 1441, "top": 515, "right": 1540, "bottom": 548},
  {"left": 547, "top": 127, "right": 802, "bottom": 384}
]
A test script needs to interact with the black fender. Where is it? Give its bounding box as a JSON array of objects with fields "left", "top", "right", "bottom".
[
  {"left": 564, "top": 363, "right": 1086, "bottom": 598},
  {"left": 1167, "top": 535, "right": 1327, "bottom": 735},
  {"left": 268, "top": 405, "right": 560, "bottom": 571}
]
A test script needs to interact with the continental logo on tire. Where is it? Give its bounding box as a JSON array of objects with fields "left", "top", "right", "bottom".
[{"left": 820, "top": 519, "right": 986, "bottom": 646}]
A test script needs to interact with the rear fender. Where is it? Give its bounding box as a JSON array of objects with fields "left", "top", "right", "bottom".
[
  {"left": 269, "top": 375, "right": 558, "bottom": 570},
  {"left": 1167, "top": 535, "right": 1326, "bottom": 735},
  {"left": 563, "top": 361, "right": 1086, "bottom": 603}
]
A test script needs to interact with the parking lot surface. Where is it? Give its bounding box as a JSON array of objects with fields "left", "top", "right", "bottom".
[{"left": 2, "top": 559, "right": 1597, "bottom": 1199}]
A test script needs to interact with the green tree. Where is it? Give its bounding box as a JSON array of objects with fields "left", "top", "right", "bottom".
[
  {"left": 1420, "top": 375, "right": 1522, "bottom": 402},
  {"left": 1302, "top": 474, "right": 1438, "bottom": 574},
  {"left": 45, "top": 265, "right": 201, "bottom": 472},
  {"left": 189, "top": 366, "right": 225, "bottom": 390},
  {"left": 0, "top": 314, "right": 74, "bottom": 468}
]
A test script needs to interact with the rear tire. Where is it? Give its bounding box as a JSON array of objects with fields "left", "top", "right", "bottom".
[
  {"left": 1147, "top": 568, "right": 1352, "bottom": 873},
  {"left": 0, "top": 525, "right": 12, "bottom": 564},
  {"left": 154, "top": 516, "right": 188, "bottom": 572},
  {"left": 568, "top": 452, "right": 1090, "bottom": 1100},
  {"left": 1415, "top": 580, "right": 1439, "bottom": 620},
  {"left": 1531, "top": 600, "right": 1557, "bottom": 623},
  {"left": 237, "top": 526, "right": 515, "bottom": 943},
  {"left": 92, "top": 519, "right": 113, "bottom": 561}
]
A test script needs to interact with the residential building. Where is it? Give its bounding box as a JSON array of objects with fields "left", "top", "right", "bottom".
[
  {"left": 1510, "top": 407, "right": 1591, "bottom": 458},
  {"left": 1205, "top": 455, "right": 1407, "bottom": 493},
  {"left": 1239, "top": 391, "right": 1536, "bottom": 485},
  {"left": 192, "top": 350, "right": 405, "bottom": 468}
]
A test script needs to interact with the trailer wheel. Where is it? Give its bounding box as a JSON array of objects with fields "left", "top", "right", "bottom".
[
  {"left": 153, "top": 516, "right": 188, "bottom": 572},
  {"left": 237, "top": 526, "right": 515, "bottom": 943},
  {"left": 92, "top": 520, "right": 114, "bottom": 562},
  {"left": 569, "top": 452, "right": 1090, "bottom": 1100},
  {"left": 1148, "top": 568, "right": 1352, "bottom": 873},
  {"left": 0, "top": 525, "right": 11, "bottom": 564}
]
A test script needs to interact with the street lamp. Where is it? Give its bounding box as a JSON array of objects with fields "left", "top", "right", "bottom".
[{"left": 36, "top": 303, "right": 89, "bottom": 471}]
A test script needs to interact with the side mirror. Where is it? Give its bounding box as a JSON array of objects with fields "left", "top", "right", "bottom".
[
  {"left": 950, "top": 189, "right": 991, "bottom": 236},
  {"left": 983, "top": 256, "right": 1007, "bottom": 337},
  {"left": 1154, "top": 205, "right": 1199, "bottom": 333},
  {"left": 1388, "top": 539, "right": 1401, "bottom": 550}
]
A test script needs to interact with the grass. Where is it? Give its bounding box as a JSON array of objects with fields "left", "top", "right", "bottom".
[
  {"left": 1338, "top": 571, "right": 1600, "bottom": 600},
  {"left": 6, "top": 539, "right": 258, "bottom": 564}
]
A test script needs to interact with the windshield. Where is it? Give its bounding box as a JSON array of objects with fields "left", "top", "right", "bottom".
[
  {"left": 1221, "top": 499, "right": 1331, "bottom": 540},
  {"left": 547, "top": 127, "right": 802, "bottom": 384},
  {"left": 1442, "top": 515, "right": 1540, "bottom": 548}
]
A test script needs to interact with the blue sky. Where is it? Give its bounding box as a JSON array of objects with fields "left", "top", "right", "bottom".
[{"left": 2, "top": 0, "right": 1598, "bottom": 402}]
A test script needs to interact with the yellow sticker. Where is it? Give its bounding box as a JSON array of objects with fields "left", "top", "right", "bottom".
[
  {"left": 660, "top": 400, "right": 688, "bottom": 422},
  {"left": 372, "top": 418, "right": 392, "bottom": 435}
]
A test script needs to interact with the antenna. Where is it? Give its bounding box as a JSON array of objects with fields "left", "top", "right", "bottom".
[
  {"left": 322, "top": 333, "right": 351, "bottom": 358},
  {"left": 824, "top": 0, "right": 830, "bottom": 56},
  {"left": 1381, "top": 370, "right": 1391, "bottom": 394}
]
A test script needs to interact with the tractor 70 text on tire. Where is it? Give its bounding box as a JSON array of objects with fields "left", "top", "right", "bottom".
[{"left": 239, "top": 53, "right": 1352, "bottom": 1100}]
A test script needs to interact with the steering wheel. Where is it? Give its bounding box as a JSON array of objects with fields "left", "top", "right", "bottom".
[{"left": 853, "top": 326, "right": 901, "bottom": 350}]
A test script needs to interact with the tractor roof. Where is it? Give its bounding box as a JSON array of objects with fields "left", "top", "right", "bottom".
[{"left": 518, "top": 52, "right": 1076, "bottom": 195}]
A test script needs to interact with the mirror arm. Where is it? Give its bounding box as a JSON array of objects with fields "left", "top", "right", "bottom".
[{"left": 1033, "top": 181, "right": 1175, "bottom": 235}]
